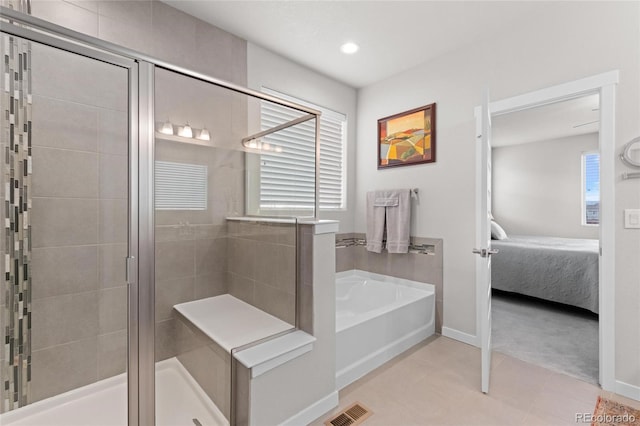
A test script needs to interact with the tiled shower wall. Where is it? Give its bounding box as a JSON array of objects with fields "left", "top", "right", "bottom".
[
  {"left": 336, "top": 233, "right": 444, "bottom": 333},
  {"left": 153, "top": 135, "right": 243, "bottom": 364},
  {"left": 226, "top": 220, "right": 297, "bottom": 325},
  {"left": 28, "top": 43, "right": 129, "bottom": 403}
]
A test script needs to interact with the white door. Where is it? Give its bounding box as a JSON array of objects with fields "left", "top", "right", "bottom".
[{"left": 474, "top": 89, "right": 497, "bottom": 394}]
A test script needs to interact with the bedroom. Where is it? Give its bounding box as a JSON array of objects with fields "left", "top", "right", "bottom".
[{"left": 490, "top": 94, "right": 601, "bottom": 384}]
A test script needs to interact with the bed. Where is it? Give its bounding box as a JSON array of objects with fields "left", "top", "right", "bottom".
[{"left": 490, "top": 235, "right": 599, "bottom": 313}]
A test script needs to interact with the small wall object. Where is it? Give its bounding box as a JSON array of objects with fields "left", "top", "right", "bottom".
[
  {"left": 378, "top": 103, "right": 436, "bottom": 169},
  {"left": 620, "top": 136, "right": 640, "bottom": 168}
]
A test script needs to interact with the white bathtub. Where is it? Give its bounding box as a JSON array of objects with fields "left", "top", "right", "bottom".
[{"left": 335, "top": 270, "right": 435, "bottom": 389}]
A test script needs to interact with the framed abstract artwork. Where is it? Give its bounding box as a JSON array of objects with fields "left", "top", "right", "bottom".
[{"left": 377, "top": 103, "right": 436, "bottom": 169}]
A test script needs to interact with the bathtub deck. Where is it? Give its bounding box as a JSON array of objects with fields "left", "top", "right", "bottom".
[{"left": 173, "top": 294, "right": 294, "bottom": 353}]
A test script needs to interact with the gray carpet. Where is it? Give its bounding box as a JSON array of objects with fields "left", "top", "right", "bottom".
[{"left": 492, "top": 290, "right": 599, "bottom": 384}]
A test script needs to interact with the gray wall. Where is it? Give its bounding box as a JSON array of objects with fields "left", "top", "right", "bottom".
[{"left": 492, "top": 133, "right": 599, "bottom": 239}]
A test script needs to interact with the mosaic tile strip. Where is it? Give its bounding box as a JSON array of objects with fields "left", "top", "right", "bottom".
[
  {"left": 1, "top": 0, "right": 32, "bottom": 412},
  {"left": 335, "top": 236, "right": 435, "bottom": 255}
]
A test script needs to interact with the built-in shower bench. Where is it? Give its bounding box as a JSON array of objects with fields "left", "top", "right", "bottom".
[{"left": 173, "top": 294, "right": 315, "bottom": 376}]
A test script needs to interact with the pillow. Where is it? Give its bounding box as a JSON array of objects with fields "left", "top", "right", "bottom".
[{"left": 491, "top": 221, "right": 508, "bottom": 240}]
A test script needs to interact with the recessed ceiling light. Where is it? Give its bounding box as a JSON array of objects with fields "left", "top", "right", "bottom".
[{"left": 340, "top": 42, "right": 359, "bottom": 54}]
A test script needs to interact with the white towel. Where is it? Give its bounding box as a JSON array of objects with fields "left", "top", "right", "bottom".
[
  {"left": 366, "top": 189, "right": 411, "bottom": 253},
  {"left": 366, "top": 191, "right": 385, "bottom": 253},
  {"left": 385, "top": 189, "right": 411, "bottom": 253},
  {"left": 374, "top": 195, "right": 399, "bottom": 207}
]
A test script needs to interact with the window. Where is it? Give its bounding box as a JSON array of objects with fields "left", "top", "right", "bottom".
[
  {"left": 258, "top": 88, "right": 347, "bottom": 211},
  {"left": 155, "top": 161, "right": 207, "bottom": 210},
  {"left": 582, "top": 152, "right": 599, "bottom": 225}
]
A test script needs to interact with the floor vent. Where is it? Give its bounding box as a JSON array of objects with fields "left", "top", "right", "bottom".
[{"left": 325, "top": 402, "right": 372, "bottom": 426}]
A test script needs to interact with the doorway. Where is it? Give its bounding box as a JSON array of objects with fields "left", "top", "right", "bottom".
[
  {"left": 474, "top": 71, "right": 619, "bottom": 394},
  {"left": 490, "top": 95, "right": 601, "bottom": 384}
]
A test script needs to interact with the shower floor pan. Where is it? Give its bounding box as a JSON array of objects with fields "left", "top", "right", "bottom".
[{"left": 0, "top": 358, "right": 228, "bottom": 426}]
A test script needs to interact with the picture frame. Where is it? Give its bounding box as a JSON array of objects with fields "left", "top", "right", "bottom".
[{"left": 377, "top": 103, "right": 436, "bottom": 169}]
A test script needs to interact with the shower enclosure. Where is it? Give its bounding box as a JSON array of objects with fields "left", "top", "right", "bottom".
[{"left": 0, "top": 6, "right": 320, "bottom": 425}]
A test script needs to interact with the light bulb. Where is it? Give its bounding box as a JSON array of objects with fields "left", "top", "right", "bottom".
[
  {"left": 340, "top": 42, "right": 359, "bottom": 54},
  {"left": 178, "top": 123, "right": 193, "bottom": 138},
  {"left": 197, "top": 128, "right": 210, "bottom": 141},
  {"left": 159, "top": 120, "right": 173, "bottom": 135}
]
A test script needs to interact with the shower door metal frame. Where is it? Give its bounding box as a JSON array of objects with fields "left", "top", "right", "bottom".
[{"left": 1, "top": 6, "right": 323, "bottom": 425}]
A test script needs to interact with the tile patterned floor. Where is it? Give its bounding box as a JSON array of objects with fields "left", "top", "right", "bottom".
[{"left": 312, "top": 336, "right": 640, "bottom": 426}]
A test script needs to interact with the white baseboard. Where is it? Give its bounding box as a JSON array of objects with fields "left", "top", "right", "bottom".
[
  {"left": 441, "top": 326, "right": 480, "bottom": 347},
  {"left": 615, "top": 380, "right": 640, "bottom": 402},
  {"left": 279, "top": 391, "right": 339, "bottom": 426}
]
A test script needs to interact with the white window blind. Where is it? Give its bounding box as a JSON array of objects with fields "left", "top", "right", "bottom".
[
  {"left": 259, "top": 88, "right": 346, "bottom": 210},
  {"left": 155, "top": 161, "right": 207, "bottom": 210},
  {"left": 582, "top": 152, "right": 599, "bottom": 225}
]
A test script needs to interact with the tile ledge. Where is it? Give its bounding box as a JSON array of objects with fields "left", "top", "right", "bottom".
[
  {"left": 226, "top": 216, "right": 296, "bottom": 224},
  {"left": 233, "top": 330, "right": 316, "bottom": 378},
  {"left": 298, "top": 219, "right": 339, "bottom": 234}
]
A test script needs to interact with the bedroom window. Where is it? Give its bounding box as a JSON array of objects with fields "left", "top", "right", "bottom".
[
  {"left": 582, "top": 152, "right": 600, "bottom": 226},
  {"left": 258, "top": 88, "right": 347, "bottom": 211}
]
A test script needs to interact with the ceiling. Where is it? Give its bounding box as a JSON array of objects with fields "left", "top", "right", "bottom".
[
  {"left": 161, "top": 1, "right": 550, "bottom": 88},
  {"left": 492, "top": 94, "right": 600, "bottom": 147},
  {"left": 161, "top": 1, "right": 599, "bottom": 143}
]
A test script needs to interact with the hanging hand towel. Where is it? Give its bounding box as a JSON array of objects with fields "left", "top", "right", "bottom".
[
  {"left": 366, "top": 191, "right": 386, "bottom": 253},
  {"left": 385, "top": 189, "right": 411, "bottom": 253}
]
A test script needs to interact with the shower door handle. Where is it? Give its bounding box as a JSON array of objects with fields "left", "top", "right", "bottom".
[{"left": 126, "top": 256, "right": 137, "bottom": 285}]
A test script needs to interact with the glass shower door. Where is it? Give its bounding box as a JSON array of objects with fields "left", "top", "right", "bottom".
[
  {"left": 151, "top": 65, "right": 316, "bottom": 426},
  {"left": 0, "top": 32, "right": 134, "bottom": 424}
]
